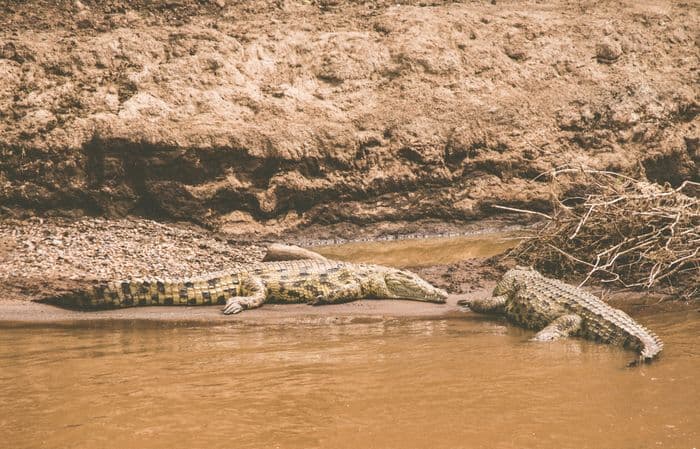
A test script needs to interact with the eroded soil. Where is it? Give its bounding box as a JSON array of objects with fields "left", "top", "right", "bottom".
[{"left": 1, "top": 0, "right": 697, "bottom": 238}]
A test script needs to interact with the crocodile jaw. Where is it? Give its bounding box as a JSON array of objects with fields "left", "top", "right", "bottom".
[{"left": 384, "top": 268, "right": 448, "bottom": 303}]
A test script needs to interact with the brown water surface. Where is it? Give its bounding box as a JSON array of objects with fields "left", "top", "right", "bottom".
[
  {"left": 1, "top": 311, "right": 698, "bottom": 449},
  {"left": 312, "top": 233, "right": 522, "bottom": 267}
]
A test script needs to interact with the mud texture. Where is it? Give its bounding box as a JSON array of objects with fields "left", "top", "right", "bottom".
[{"left": 1, "top": 0, "right": 697, "bottom": 237}]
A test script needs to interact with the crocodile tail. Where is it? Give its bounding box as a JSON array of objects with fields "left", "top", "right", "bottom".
[
  {"left": 630, "top": 326, "right": 664, "bottom": 364},
  {"left": 45, "top": 280, "right": 154, "bottom": 309},
  {"left": 47, "top": 276, "right": 238, "bottom": 309},
  {"left": 639, "top": 329, "right": 664, "bottom": 360},
  {"left": 42, "top": 283, "right": 116, "bottom": 309},
  {"left": 42, "top": 290, "right": 90, "bottom": 309}
]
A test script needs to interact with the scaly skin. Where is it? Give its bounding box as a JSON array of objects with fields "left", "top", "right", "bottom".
[
  {"left": 51, "top": 259, "right": 448, "bottom": 314},
  {"left": 459, "top": 267, "right": 663, "bottom": 364}
]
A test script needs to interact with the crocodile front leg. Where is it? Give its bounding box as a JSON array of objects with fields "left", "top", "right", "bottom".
[
  {"left": 531, "top": 314, "right": 582, "bottom": 341},
  {"left": 308, "top": 282, "right": 363, "bottom": 305},
  {"left": 458, "top": 295, "right": 507, "bottom": 314},
  {"left": 223, "top": 275, "right": 267, "bottom": 315}
]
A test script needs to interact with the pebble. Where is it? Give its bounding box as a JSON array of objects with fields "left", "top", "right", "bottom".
[
  {"left": 0, "top": 218, "right": 266, "bottom": 282},
  {"left": 596, "top": 38, "right": 623, "bottom": 63},
  {"left": 1, "top": 42, "right": 17, "bottom": 60}
]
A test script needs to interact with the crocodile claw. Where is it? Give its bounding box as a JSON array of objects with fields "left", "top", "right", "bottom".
[{"left": 223, "top": 300, "right": 244, "bottom": 315}]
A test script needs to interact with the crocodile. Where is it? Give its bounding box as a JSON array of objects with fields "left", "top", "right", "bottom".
[
  {"left": 458, "top": 267, "right": 663, "bottom": 364},
  {"left": 49, "top": 250, "right": 448, "bottom": 314}
]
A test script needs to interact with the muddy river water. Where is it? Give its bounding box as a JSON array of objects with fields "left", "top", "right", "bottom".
[
  {"left": 1, "top": 314, "right": 698, "bottom": 449},
  {"left": 1, "top": 235, "right": 698, "bottom": 448}
]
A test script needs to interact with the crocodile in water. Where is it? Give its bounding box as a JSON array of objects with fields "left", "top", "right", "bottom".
[{"left": 458, "top": 267, "right": 663, "bottom": 364}]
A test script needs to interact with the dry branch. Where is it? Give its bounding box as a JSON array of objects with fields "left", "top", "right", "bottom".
[{"left": 510, "top": 169, "right": 699, "bottom": 300}]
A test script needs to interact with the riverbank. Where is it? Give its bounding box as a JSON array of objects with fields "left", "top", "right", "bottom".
[
  {"left": 0, "top": 294, "right": 467, "bottom": 327},
  {"left": 0, "top": 216, "right": 485, "bottom": 324},
  {"left": 1, "top": 0, "right": 697, "bottom": 236},
  {"left": 1, "top": 216, "right": 692, "bottom": 326}
]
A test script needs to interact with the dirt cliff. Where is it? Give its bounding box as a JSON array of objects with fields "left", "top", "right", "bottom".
[{"left": 1, "top": 0, "right": 697, "bottom": 237}]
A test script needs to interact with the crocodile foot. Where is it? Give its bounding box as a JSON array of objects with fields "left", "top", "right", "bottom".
[{"left": 223, "top": 299, "right": 245, "bottom": 315}]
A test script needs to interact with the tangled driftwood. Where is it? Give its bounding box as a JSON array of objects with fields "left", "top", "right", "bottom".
[{"left": 507, "top": 169, "right": 699, "bottom": 300}]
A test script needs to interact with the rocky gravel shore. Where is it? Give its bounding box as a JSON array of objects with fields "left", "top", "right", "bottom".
[
  {"left": 0, "top": 215, "right": 504, "bottom": 304},
  {"left": 0, "top": 218, "right": 265, "bottom": 298},
  {"left": 0, "top": 216, "right": 490, "bottom": 322}
]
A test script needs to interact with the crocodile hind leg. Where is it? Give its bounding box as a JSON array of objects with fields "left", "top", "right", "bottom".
[
  {"left": 531, "top": 314, "right": 582, "bottom": 341},
  {"left": 223, "top": 275, "right": 267, "bottom": 315},
  {"left": 458, "top": 295, "right": 507, "bottom": 314}
]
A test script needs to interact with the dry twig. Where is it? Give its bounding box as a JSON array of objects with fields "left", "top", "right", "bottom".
[{"left": 510, "top": 169, "right": 699, "bottom": 300}]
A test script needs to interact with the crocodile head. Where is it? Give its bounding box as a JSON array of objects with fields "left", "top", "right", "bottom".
[{"left": 383, "top": 268, "right": 448, "bottom": 303}]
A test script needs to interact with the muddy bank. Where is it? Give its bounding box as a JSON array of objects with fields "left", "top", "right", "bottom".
[
  {"left": 0, "top": 293, "right": 471, "bottom": 327},
  {"left": 2, "top": 216, "right": 692, "bottom": 325},
  {"left": 0, "top": 215, "right": 499, "bottom": 305},
  {"left": 0, "top": 216, "right": 485, "bottom": 324},
  {"left": 1, "top": 0, "right": 697, "bottom": 236}
]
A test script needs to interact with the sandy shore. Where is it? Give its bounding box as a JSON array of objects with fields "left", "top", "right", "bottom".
[{"left": 0, "top": 293, "right": 480, "bottom": 328}]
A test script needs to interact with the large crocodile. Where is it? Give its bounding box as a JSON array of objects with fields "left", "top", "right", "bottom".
[
  {"left": 48, "top": 248, "right": 448, "bottom": 314},
  {"left": 458, "top": 267, "right": 663, "bottom": 364}
]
